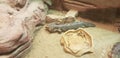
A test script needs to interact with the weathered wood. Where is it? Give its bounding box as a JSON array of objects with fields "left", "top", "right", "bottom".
[
  {"left": 63, "top": 0, "right": 97, "bottom": 11},
  {"left": 45, "top": 14, "right": 65, "bottom": 23},
  {"left": 65, "top": 9, "right": 78, "bottom": 17},
  {"left": 51, "top": 0, "right": 64, "bottom": 10},
  {"left": 45, "top": 10, "right": 78, "bottom": 24},
  {"left": 63, "top": 0, "right": 117, "bottom": 23},
  {"left": 74, "top": 0, "right": 120, "bottom": 8},
  {"left": 63, "top": 0, "right": 120, "bottom": 9}
]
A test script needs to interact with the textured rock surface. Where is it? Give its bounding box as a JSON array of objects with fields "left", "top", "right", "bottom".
[
  {"left": 109, "top": 42, "right": 120, "bottom": 58},
  {"left": 0, "top": 0, "right": 47, "bottom": 58}
]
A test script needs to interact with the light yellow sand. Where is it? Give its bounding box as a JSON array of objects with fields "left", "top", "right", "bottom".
[{"left": 23, "top": 26, "right": 120, "bottom": 58}]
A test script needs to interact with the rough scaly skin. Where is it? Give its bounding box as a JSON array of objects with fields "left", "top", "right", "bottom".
[{"left": 46, "top": 21, "right": 96, "bottom": 33}]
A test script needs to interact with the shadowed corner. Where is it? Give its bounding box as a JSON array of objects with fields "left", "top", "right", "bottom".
[{"left": 78, "top": 7, "right": 119, "bottom": 24}]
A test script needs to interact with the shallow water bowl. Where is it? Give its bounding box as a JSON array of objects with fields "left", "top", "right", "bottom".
[{"left": 61, "top": 28, "right": 93, "bottom": 56}]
